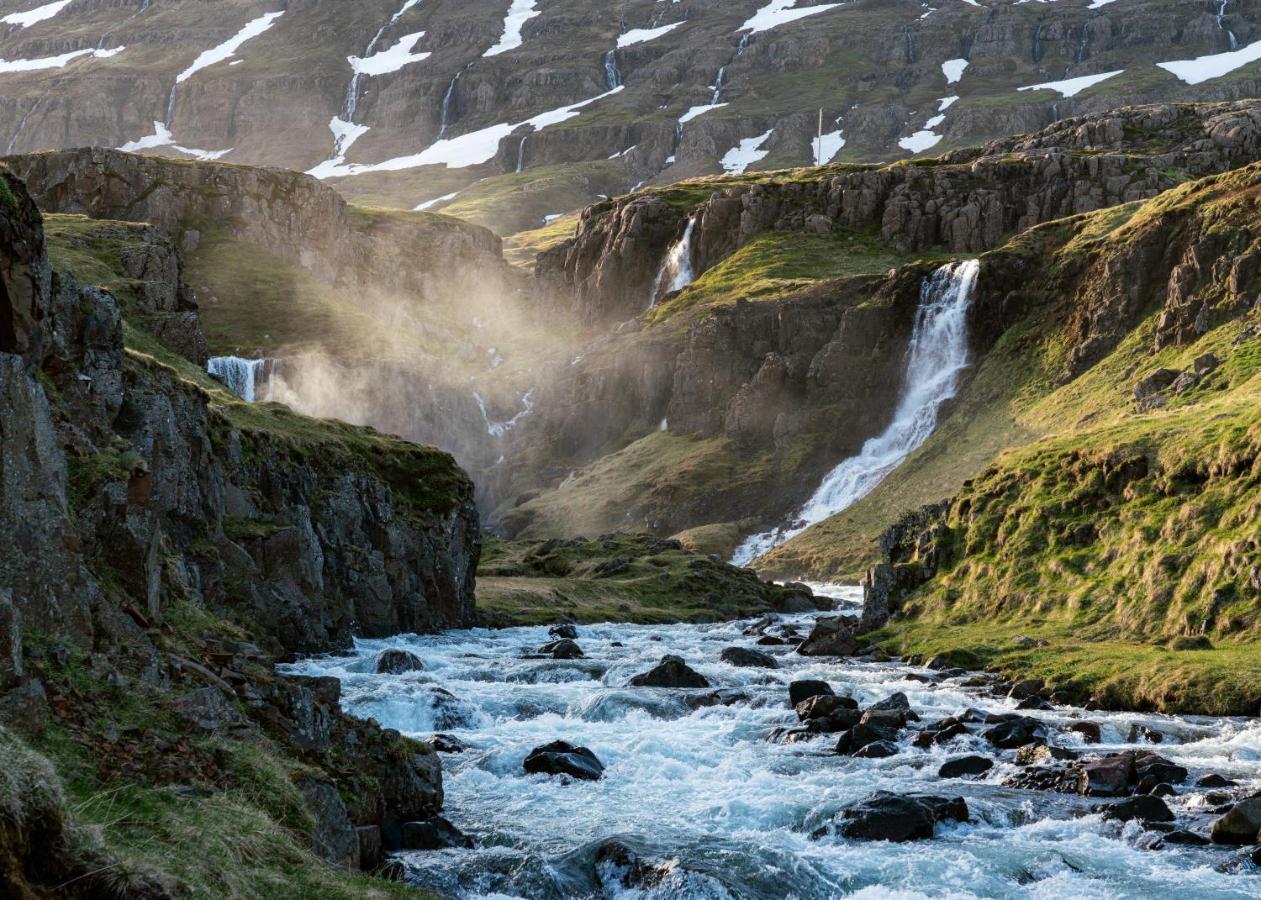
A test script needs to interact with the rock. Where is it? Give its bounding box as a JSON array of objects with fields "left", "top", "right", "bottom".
[
  {"left": 171, "top": 687, "right": 241, "bottom": 733},
  {"left": 835, "top": 722, "right": 900, "bottom": 756},
  {"left": 852, "top": 740, "right": 899, "bottom": 758},
  {"left": 939, "top": 756, "right": 994, "bottom": 778},
  {"left": 549, "top": 623, "right": 578, "bottom": 639},
  {"left": 1015, "top": 743, "right": 1076, "bottom": 766},
  {"left": 523, "top": 740, "right": 605, "bottom": 782},
  {"left": 1064, "top": 722, "right": 1102, "bottom": 743},
  {"left": 1007, "top": 679, "right": 1046, "bottom": 700},
  {"left": 803, "top": 214, "right": 833, "bottom": 235},
  {"left": 789, "top": 680, "right": 833, "bottom": 706},
  {"left": 296, "top": 777, "right": 359, "bottom": 868},
  {"left": 356, "top": 825, "right": 382, "bottom": 871},
  {"left": 796, "top": 617, "right": 860, "bottom": 657},
  {"left": 1078, "top": 755, "right": 1137, "bottom": 797},
  {"left": 1134, "top": 753, "right": 1187, "bottom": 785},
  {"left": 375, "top": 649, "right": 424, "bottom": 674},
  {"left": 1100, "top": 795, "right": 1174, "bottom": 823},
  {"left": 0, "top": 592, "right": 21, "bottom": 690},
  {"left": 1148, "top": 783, "right": 1176, "bottom": 798},
  {"left": 428, "top": 734, "right": 469, "bottom": 754},
  {"left": 1016, "top": 696, "right": 1054, "bottom": 711},
  {"left": 814, "top": 791, "right": 968, "bottom": 842},
  {"left": 719, "top": 646, "right": 777, "bottom": 668},
  {"left": 868, "top": 692, "right": 912, "bottom": 713},
  {"left": 539, "top": 639, "right": 584, "bottom": 659},
  {"left": 1193, "top": 353, "right": 1220, "bottom": 375},
  {"left": 795, "top": 694, "right": 858, "bottom": 721},
  {"left": 1157, "top": 830, "right": 1211, "bottom": 847},
  {"left": 1134, "top": 368, "right": 1179, "bottom": 407},
  {"left": 983, "top": 716, "right": 1047, "bottom": 749},
  {"left": 1196, "top": 774, "right": 1238, "bottom": 789},
  {"left": 1128, "top": 724, "right": 1164, "bottom": 743},
  {"left": 400, "top": 815, "right": 474, "bottom": 850},
  {"left": 1210, "top": 797, "right": 1261, "bottom": 844},
  {"left": 628, "top": 655, "right": 709, "bottom": 688}
]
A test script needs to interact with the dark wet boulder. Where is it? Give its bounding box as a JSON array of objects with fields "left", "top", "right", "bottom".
[
  {"left": 1158, "top": 830, "right": 1211, "bottom": 846},
  {"left": 795, "top": 694, "right": 858, "bottom": 721},
  {"left": 401, "top": 815, "right": 474, "bottom": 850},
  {"left": 796, "top": 617, "right": 860, "bottom": 657},
  {"left": 1100, "top": 795, "right": 1174, "bottom": 823},
  {"left": 1016, "top": 696, "right": 1054, "bottom": 711},
  {"left": 813, "top": 791, "right": 968, "bottom": 842},
  {"left": 835, "top": 722, "right": 900, "bottom": 756},
  {"left": 1134, "top": 752, "right": 1187, "bottom": 786},
  {"left": 742, "top": 615, "right": 778, "bottom": 636},
  {"left": 1129, "top": 724, "right": 1164, "bottom": 744},
  {"left": 1197, "top": 774, "right": 1238, "bottom": 789},
  {"left": 789, "top": 680, "right": 833, "bottom": 706},
  {"left": 429, "top": 733, "right": 469, "bottom": 754},
  {"left": 1147, "top": 783, "right": 1176, "bottom": 798},
  {"left": 852, "top": 740, "right": 898, "bottom": 759},
  {"left": 803, "top": 710, "right": 862, "bottom": 733},
  {"left": 628, "top": 655, "right": 709, "bottom": 688},
  {"left": 376, "top": 649, "right": 424, "bottom": 674},
  {"left": 539, "top": 639, "right": 584, "bottom": 659},
  {"left": 1211, "top": 797, "right": 1261, "bottom": 844},
  {"left": 1007, "top": 679, "right": 1046, "bottom": 700},
  {"left": 523, "top": 740, "right": 605, "bottom": 782},
  {"left": 686, "top": 688, "right": 750, "bottom": 710},
  {"left": 549, "top": 623, "right": 578, "bottom": 639},
  {"left": 983, "top": 716, "right": 1047, "bottom": 750},
  {"left": 913, "top": 720, "right": 970, "bottom": 748},
  {"left": 939, "top": 756, "right": 993, "bottom": 778},
  {"left": 719, "top": 647, "right": 778, "bottom": 668},
  {"left": 1077, "top": 754, "right": 1137, "bottom": 797},
  {"left": 868, "top": 692, "right": 911, "bottom": 713},
  {"left": 1063, "top": 721, "right": 1102, "bottom": 743}
]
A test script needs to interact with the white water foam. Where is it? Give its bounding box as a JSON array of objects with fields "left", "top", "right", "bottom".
[
  {"left": 207, "top": 356, "right": 269, "bottom": 402},
  {"left": 732, "top": 259, "right": 979, "bottom": 566},
  {"left": 284, "top": 609, "right": 1261, "bottom": 899},
  {"left": 650, "top": 217, "right": 697, "bottom": 306}
]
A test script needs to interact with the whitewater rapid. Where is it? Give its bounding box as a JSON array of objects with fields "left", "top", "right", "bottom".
[
  {"left": 284, "top": 590, "right": 1261, "bottom": 899},
  {"left": 732, "top": 259, "right": 980, "bottom": 566}
]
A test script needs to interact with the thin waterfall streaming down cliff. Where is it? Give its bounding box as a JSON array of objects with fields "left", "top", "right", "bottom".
[
  {"left": 731, "top": 259, "right": 980, "bottom": 565},
  {"left": 475, "top": 388, "right": 535, "bottom": 438},
  {"left": 208, "top": 356, "right": 270, "bottom": 402},
  {"left": 603, "top": 50, "right": 622, "bottom": 89},
  {"left": 650, "top": 217, "right": 697, "bottom": 306}
]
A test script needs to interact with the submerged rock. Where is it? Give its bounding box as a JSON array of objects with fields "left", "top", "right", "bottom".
[
  {"left": 628, "top": 655, "right": 709, "bottom": 688},
  {"left": 719, "top": 646, "right": 778, "bottom": 668},
  {"left": 539, "top": 639, "right": 584, "bottom": 659},
  {"left": 401, "top": 815, "right": 474, "bottom": 850},
  {"left": 376, "top": 649, "right": 424, "bottom": 674},
  {"left": 814, "top": 791, "right": 969, "bottom": 842},
  {"left": 549, "top": 623, "right": 578, "bottom": 639},
  {"left": 1100, "top": 795, "right": 1175, "bottom": 823},
  {"left": 524, "top": 740, "right": 605, "bottom": 782}
]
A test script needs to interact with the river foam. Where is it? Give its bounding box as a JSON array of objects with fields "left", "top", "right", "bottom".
[{"left": 284, "top": 596, "right": 1261, "bottom": 898}]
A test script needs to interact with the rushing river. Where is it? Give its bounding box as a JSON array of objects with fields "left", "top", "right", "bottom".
[{"left": 284, "top": 590, "right": 1261, "bottom": 899}]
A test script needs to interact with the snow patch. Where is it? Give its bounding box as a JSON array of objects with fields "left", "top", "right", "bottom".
[
  {"left": 484, "top": 0, "right": 540, "bottom": 56},
  {"left": 739, "top": 0, "right": 842, "bottom": 35},
  {"left": 177, "top": 11, "right": 284, "bottom": 83},
  {"left": 1158, "top": 39, "right": 1261, "bottom": 85},
  {"left": 678, "top": 103, "right": 727, "bottom": 125},
  {"left": 720, "top": 129, "right": 773, "bottom": 174},
  {"left": 617, "top": 22, "right": 681, "bottom": 47},
  {"left": 1018, "top": 69, "right": 1123, "bottom": 97},
  {"left": 941, "top": 58, "right": 968, "bottom": 84},
  {"left": 2, "top": 0, "right": 73, "bottom": 28},
  {"left": 349, "top": 31, "right": 429, "bottom": 76},
  {"left": 0, "top": 45, "right": 123, "bottom": 73}
]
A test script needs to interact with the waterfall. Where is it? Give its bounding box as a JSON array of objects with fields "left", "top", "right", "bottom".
[
  {"left": 207, "top": 356, "right": 271, "bottom": 402},
  {"left": 737, "top": 33, "right": 750, "bottom": 54},
  {"left": 603, "top": 50, "right": 622, "bottom": 90},
  {"left": 516, "top": 135, "right": 528, "bottom": 173},
  {"left": 650, "top": 217, "right": 697, "bottom": 306},
  {"left": 731, "top": 259, "right": 980, "bottom": 566},
  {"left": 710, "top": 66, "right": 726, "bottom": 104},
  {"left": 475, "top": 389, "right": 535, "bottom": 438},
  {"left": 1217, "top": 0, "right": 1238, "bottom": 49},
  {"left": 438, "top": 66, "right": 467, "bottom": 138}
]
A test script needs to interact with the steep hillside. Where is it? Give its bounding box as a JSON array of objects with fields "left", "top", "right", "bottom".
[
  {"left": 6, "top": 0, "right": 1261, "bottom": 229},
  {"left": 0, "top": 163, "right": 481, "bottom": 890},
  {"left": 493, "top": 101, "right": 1261, "bottom": 559}
]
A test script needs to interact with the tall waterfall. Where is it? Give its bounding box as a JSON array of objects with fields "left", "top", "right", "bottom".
[
  {"left": 207, "top": 356, "right": 271, "bottom": 403},
  {"left": 650, "top": 217, "right": 697, "bottom": 307},
  {"left": 731, "top": 259, "right": 981, "bottom": 566}
]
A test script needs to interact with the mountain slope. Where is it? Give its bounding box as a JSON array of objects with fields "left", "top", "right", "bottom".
[{"left": 7, "top": 0, "right": 1261, "bottom": 228}]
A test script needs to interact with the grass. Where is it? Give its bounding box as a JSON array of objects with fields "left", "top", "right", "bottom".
[
  {"left": 436, "top": 162, "right": 630, "bottom": 237},
  {"left": 503, "top": 211, "right": 580, "bottom": 270}
]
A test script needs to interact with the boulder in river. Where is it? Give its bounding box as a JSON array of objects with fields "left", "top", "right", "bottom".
[
  {"left": 1100, "top": 795, "right": 1175, "bottom": 823},
  {"left": 813, "top": 791, "right": 969, "bottom": 842},
  {"left": 523, "top": 740, "right": 605, "bottom": 782},
  {"left": 852, "top": 739, "right": 898, "bottom": 758},
  {"left": 401, "top": 815, "right": 474, "bottom": 850},
  {"left": 1196, "top": 774, "right": 1238, "bottom": 789},
  {"left": 835, "top": 722, "right": 900, "bottom": 756},
  {"left": 789, "top": 680, "right": 833, "bottom": 706},
  {"left": 1211, "top": 797, "right": 1261, "bottom": 844},
  {"left": 795, "top": 694, "right": 858, "bottom": 721},
  {"left": 539, "top": 639, "right": 584, "bottom": 659},
  {"left": 719, "top": 646, "right": 778, "bottom": 668},
  {"left": 1063, "top": 721, "right": 1102, "bottom": 743},
  {"left": 983, "top": 716, "right": 1047, "bottom": 749},
  {"left": 796, "top": 617, "right": 860, "bottom": 657},
  {"left": 375, "top": 649, "right": 424, "bottom": 674},
  {"left": 628, "top": 655, "right": 710, "bottom": 688},
  {"left": 549, "top": 623, "right": 578, "bottom": 639},
  {"left": 429, "top": 733, "right": 469, "bottom": 754},
  {"left": 939, "top": 756, "right": 993, "bottom": 778}
]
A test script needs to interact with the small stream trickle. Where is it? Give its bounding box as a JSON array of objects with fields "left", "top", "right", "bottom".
[{"left": 284, "top": 592, "right": 1261, "bottom": 899}]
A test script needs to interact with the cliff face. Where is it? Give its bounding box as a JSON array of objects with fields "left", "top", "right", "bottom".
[{"left": 0, "top": 170, "right": 479, "bottom": 887}]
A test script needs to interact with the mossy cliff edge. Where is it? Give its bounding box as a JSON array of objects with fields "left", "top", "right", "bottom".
[{"left": 0, "top": 170, "right": 477, "bottom": 895}]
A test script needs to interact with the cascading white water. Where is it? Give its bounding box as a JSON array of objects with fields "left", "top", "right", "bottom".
[
  {"left": 649, "top": 217, "right": 697, "bottom": 307},
  {"left": 710, "top": 65, "right": 726, "bottom": 104},
  {"left": 283, "top": 603, "right": 1261, "bottom": 899},
  {"left": 1217, "top": 0, "right": 1238, "bottom": 49},
  {"left": 207, "top": 356, "right": 269, "bottom": 402},
  {"left": 732, "top": 259, "right": 980, "bottom": 565},
  {"left": 475, "top": 388, "right": 535, "bottom": 438}
]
